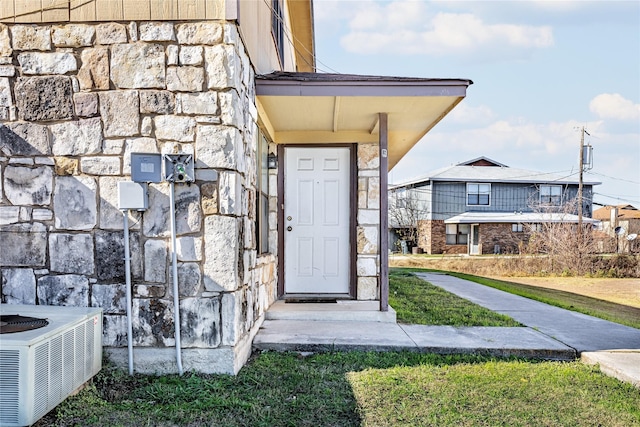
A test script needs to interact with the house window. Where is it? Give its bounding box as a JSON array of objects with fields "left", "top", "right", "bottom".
[
  {"left": 446, "top": 224, "right": 470, "bottom": 245},
  {"left": 530, "top": 223, "right": 543, "bottom": 232},
  {"left": 512, "top": 223, "right": 523, "bottom": 232},
  {"left": 540, "top": 185, "right": 562, "bottom": 205},
  {"left": 467, "top": 183, "right": 491, "bottom": 206},
  {"left": 271, "top": 0, "right": 285, "bottom": 66},
  {"left": 257, "top": 130, "right": 270, "bottom": 254},
  {"left": 393, "top": 188, "right": 407, "bottom": 207}
]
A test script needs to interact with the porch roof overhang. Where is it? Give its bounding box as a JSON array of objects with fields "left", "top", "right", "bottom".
[
  {"left": 444, "top": 212, "right": 601, "bottom": 225},
  {"left": 255, "top": 72, "right": 473, "bottom": 169}
]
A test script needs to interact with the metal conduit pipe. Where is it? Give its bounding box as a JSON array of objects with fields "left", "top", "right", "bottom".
[
  {"left": 122, "top": 210, "right": 134, "bottom": 375},
  {"left": 169, "top": 181, "right": 184, "bottom": 375}
]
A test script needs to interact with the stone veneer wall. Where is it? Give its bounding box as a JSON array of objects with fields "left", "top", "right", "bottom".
[
  {"left": 356, "top": 143, "right": 380, "bottom": 300},
  {"left": 0, "top": 21, "right": 277, "bottom": 374}
]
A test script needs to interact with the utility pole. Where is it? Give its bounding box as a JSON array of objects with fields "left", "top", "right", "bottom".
[
  {"left": 578, "top": 126, "right": 585, "bottom": 231},
  {"left": 577, "top": 126, "right": 591, "bottom": 233}
]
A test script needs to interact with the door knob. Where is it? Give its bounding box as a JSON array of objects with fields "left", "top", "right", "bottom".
[{"left": 287, "top": 226, "right": 292, "bottom": 231}]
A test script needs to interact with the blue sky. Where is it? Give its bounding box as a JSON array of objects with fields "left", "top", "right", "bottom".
[{"left": 312, "top": 0, "right": 640, "bottom": 208}]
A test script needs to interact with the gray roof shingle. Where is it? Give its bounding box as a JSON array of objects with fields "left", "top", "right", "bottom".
[{"left": 392, "top": 159, "right": 601, "bottom": 187}]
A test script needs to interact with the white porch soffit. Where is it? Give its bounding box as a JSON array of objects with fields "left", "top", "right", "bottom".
[
  {"left": 444, "top": 212, "right": 601, "bottom": 225},
  {"left": 255, "top": 72, "right": 473, "bottom": 169}
]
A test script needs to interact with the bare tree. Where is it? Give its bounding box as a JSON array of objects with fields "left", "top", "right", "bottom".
[
  {"left": 388, "top": 188, "right": 428, "bottom": 252},
  {"left": 522, "top": 199, "right": 598, "bottom": 275}
]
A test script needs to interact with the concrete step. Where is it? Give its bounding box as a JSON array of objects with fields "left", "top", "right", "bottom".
[
  {"left": 582, "top": 350, "right": 640, "bottom": 388},
  {"left": 265, "top": 300, "right": 397, "bottom": 323}
]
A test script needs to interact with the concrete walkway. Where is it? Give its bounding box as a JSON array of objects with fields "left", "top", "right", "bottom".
[
  {"left": 416, "top": 272, "right": 640, "bottom": 388},
  {"left": 254, "top": 273, "right": 640, "bottom": 387},
  {"left": 414, "top": 272, "right": 640, "bottom": 353}
]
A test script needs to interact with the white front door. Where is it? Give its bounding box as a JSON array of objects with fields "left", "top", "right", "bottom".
[
  {"left": 284, "top": 147, "right": 350, "bottom": 294},
  {"left": 470, "top": 224, "right": 480, "bottom": 255}
]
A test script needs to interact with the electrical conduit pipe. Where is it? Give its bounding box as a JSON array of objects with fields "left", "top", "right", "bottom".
[
  {"left": 169, "top": 181, "right": 184, "bottom": 375},
  {"left": 122, "top": 210, "right": 134, "bottom": 375}
]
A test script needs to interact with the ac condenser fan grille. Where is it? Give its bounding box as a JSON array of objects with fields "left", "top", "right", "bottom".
[{"left": 0, "top": 315, "right": 49, "bottom": 334}]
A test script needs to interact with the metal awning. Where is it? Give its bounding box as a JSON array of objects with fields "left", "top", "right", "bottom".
[
  {"left": 444, "top": 212, "right": 601, "bottom": 224},
  {"left": 255, "top": 72, "right": 472, "bottom": 169}
]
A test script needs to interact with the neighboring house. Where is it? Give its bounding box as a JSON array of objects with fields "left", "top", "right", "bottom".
[
  {"left": 0, "top": 1, "right": 471, "bottom": 374},
  {"left": 389, "top": 157, "right": 600, "bottom": 255},
  {"left": 593, "top": 205, "right": 640, "bottom": 253}
]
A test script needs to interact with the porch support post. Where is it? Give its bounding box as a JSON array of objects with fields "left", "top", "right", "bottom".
[{"left": 379, "top": 113, "right": 389, "bottom": 311}]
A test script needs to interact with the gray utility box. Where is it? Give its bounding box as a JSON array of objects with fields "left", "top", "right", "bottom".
[{"left": 131, "top": 152, "right": 163, "bottom": 183}]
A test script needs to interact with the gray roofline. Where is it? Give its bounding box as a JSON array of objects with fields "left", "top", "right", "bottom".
[
  {"left": 457, "top": 156, "right": 508, "bottom": 167},
  {"left": 391, "top": 178, "right": 601, "bottom": 187},
  {"left": 390, "top": 162, "right": 602, "bottom": 188},
  {"left": 444, "top": 212, "right": 601, "bottom": 224},
  {"left": 427, "top": 177, "right": 601, "bottom": 186},
  {"left": 256, "top": 72, "right": 473, "bottom": 97}
]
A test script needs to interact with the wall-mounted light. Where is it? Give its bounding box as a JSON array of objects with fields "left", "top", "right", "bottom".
[{"left": 267, "top": 153, "right": 278, "bottom": 169}]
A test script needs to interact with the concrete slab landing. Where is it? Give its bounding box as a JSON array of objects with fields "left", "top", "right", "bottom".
[{"left": 253, "top": 320, "right": 576, "bottom": 360}]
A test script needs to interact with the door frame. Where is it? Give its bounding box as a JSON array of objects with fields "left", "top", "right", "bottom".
[{"left": 277, "top": 143, "right": 357, "bottom": 298}]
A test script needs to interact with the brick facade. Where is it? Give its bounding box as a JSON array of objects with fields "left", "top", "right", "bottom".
[
  {"left": 478, "top": 223, "right": 528, "bottom": 254},
  {"left": 417, "top": 220, "right": 532, "bottom": 255},
  {"left": 417, "top": 219, "right": 448, "bottom": 254}
]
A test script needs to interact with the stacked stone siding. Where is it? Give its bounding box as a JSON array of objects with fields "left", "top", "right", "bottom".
[
  {"left": 356, "top": 143, "right": 380, "bottom": 300},
  {"left": 0, "top": 21, "right": 276, "bottom": 374}
]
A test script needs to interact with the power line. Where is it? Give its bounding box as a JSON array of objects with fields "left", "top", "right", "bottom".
[
  {"left": 592, "top": 192, "right": 640, "bottom": 205},
  {"left": 261, "top": 0, "right": 342, "bottom": 74},
  {"left": 589, "top": 171, "right": 640, "bottom": 185},
  {"left": 393, "top": 168, "right": 584, "bottom": 187}
]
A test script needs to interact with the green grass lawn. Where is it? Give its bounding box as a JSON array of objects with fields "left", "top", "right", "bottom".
[
  {"left": 40, "top": 352, "right": 640, "bottom": 427},
  {"left": 36, "top": 269, "right": 640, "bottom": 426},
  {"left": 389, "top": 268, "right": 521, "bottom": 326},
  {"left": 444, "top": 271, "right": 640, "bottom": 330}
]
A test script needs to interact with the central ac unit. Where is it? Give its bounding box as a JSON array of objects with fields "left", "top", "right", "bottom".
[{"left": 0, "top": 305, "right": 103, "bottom": 427}]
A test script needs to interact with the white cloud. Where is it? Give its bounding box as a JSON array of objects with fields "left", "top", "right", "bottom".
[
  {"left": 392, "top": 118, "right": 607, "bottom": 182},
  {"left": 589, "top": 93, "right": 640, "bottom": 121},
  {"left": 447, "top": 103, "right": 496, "bottom": 125},
  {"left": 340, "top": 1, "right": 553, "bottom": 56}
]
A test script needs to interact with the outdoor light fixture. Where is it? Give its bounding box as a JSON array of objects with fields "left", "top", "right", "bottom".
[{"left": 268, "top": 153, "right": 278, "bottom": 169}]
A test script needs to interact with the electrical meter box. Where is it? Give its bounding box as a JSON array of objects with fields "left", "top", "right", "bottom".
[
  {"left": 118, "top": 181, "right": 148, "bottom": 210},
  {"left": 131, "top": 153, "right": 162, "bottom": 183},
  {"left": 163, "top": 153, "right": 195, "bottom": 183}
]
